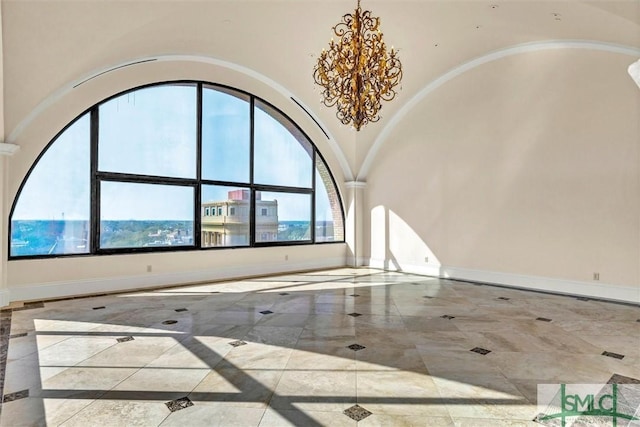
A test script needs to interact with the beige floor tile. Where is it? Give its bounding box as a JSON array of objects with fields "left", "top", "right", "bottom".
[
  {"left": 452, "top": 418, "right": 539, "bottom": 426},
  {"left": 356, "top": 370, "right": 448, "bottom": 417},
  {"left": 0, "top": 397, "right": 96, "bottom": 427},
  {"left": 59, "top": 399, "right": 171, "bottom": 427},
  {"left": 190, "top": 366, "right": 282, "bottom": 408},
  {"left": 490, "top": 352, "right": 614, "bottom": 383},
  {"left": 81, "top": 336, "right": 181, "bottom": 368},
  {"left": 259, "top": 408, "right": 356, "bottom": 426},
  {"left": 2, "top": 357, "right": 68, "bottom": 395},
  {"left": 300, "top": 314, "right": 356, "bottom": 330},
  {"left": 255, "top": 313, "right": 313, "bottom": 328},
  {"left": 40, "top": 366, "right": 139, "bottom": 398},
  {"left": 410, "top": 331, "right": 483, "bottom": 351},
  {"left": 112, "top": 367, "right": 209, "bottom": 399},
  {"left": 220, "top": 343, "right": 294, "bottom": 370},
  {"left": 33, "top": 335, "right": 119, "bottom": 367},
  {"left": 296, "top": 330, "right": 357, "bottom": 351},
  {"left": 554, "top": 320, "right": 639, "bottom": 336},
  {"left": 401, "top": 316, "right": 461, "bottom": 332},
  {"left": 285, "top": 347, "right": 356, "bottom": 370},
  {"left": 356, "top": 347, "right": 429, "bottom": 373},
  {"left": 269, "top": 370, "right": 356, "bottom": 412},
  {"left": 6, "top": 334, "right": 41, "bottom": 361},
  {"left": 146, "top": 335, "right": 233, "bottom": 369},
  {"left": 431, "top": 373, "right": 534, "bottom": 420},
  {"left": 419, "top": 350, "right": 503, "bottom": 376},
  {"left": 358, "top": 413, "right": 454, "bottom": 427},
  {"left": 160, "top": 402, "right": 266, "bottom": 426},
  {"left": 204, "top": 311, "right": 263, "bottom": 326},
  {"left": 579, "top": 333, "right": 640, "bottom": 358},
  {"left": 243, "top": 325, "right": 303, "bottom": 347}
]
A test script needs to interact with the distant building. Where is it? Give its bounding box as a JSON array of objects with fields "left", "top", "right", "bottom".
[{"left": 201, "top": 189, "right": 278, "bottom": 247}]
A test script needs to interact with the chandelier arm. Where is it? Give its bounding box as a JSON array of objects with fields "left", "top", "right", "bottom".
[{"left": 313, "top": 0, "right": 402, "bottom": 130}]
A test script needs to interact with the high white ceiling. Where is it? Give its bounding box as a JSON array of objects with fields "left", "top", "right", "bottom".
[{"left": 2, "top": 0, "right": 639, "bottom": 178}]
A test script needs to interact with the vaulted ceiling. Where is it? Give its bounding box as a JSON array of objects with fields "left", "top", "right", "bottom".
[{"left": 2, "top": 0, "right": 639, "bottom": 180}]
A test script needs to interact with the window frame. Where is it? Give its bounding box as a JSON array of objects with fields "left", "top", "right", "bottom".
[{"left": 8, "top": 80, "right": 345, "bottom": 260}]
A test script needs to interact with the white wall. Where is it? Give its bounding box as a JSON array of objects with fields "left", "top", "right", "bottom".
[
  {"left": 8, "top": 244, "right": 347, "bottom": 303},
  {"left": 365, "top": 49, "right": 640, "bottom": 302}
]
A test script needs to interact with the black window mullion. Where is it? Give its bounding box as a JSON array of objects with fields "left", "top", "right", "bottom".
[
  {"left": 249, "top": 96, "right": 256, "bottom": 246},
  {"left": 95, "top": 172, "right": 198, "bottom": 187},
  {"left": 195, "top": 83, "right": 203, "bottom": 248},
  {"left": 90, "top": 107, "right": 100, "bottom": 253},
  {"left": 251, "top": 184, "right": 312, "bottom": 195},
  {"left": 311, "top": 149, "right": 316, "bottom": 243}
]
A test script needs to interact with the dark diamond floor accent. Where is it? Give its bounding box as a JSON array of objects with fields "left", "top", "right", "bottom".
[
  {"left": 3, "top": 389, "right": 29, "bottom": 402},
  {"left": 162, "top": 320, "right": 178, "bottom": 325},
  {"left": 497, "top": 297, "right": 510, "bottom": 301},
  {"left": 347, "top": 344, "right": 366, "bottom": 351},
  {"left": 441, "top": 315, "right": 455, "bottom": 319},
  {"left": 470, "top": 347, "right": 492, "bottom": 355},
  {"left": 349, "top": 294, "right": 360, "bottom": 297},
  {"left": 608, "top": 373, "right": 640, "bottom": 384},
  {"left": 9, "top": 333, "right": 28, "bottom": 339},
  {"left": 117, "top": 336, "right": 134, "bottom": 343},
  {"left": 423, "top": 296, "right": 433, "bottom": 299},
  {"left": 343, "top": 404, "right": 372, "bottom": 421},
  {"left": 165, "top": 396, "right": 193, "bottom": 412},
  {"left": 279, "top": 293, "right": 289, "bottom": 296},
  {"left": 347, "top": 312, "right": 362, "bottom": 317},
  {"left": 637, "top": 319, "right": 640, "bottom": 323},
  {"left": 175, "top": 308, "right": 188, "bottom": 312},
  {"left": 229, "top": 340, "right": 247, "bottom": 347},
  {"left": 92, "top": 306, "right": 106, "bottom": 310},
  {"left": 536, "top": 317, "right": 552, "bottom": 322},
  {"left": 259, "top": 310, "right": 273, "bottom": 315},
  {"left": 602, "top": 351, "right": 624, "bottom": 360}
]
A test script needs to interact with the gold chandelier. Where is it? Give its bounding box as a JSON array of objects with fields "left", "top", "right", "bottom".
[{"left": 313, "top": 0, "right": 403, "bottom": 131}]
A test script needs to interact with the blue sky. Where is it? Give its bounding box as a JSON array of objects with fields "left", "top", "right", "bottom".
[{"left": 13, "top": 84, "right": 335, "bottom": 222}]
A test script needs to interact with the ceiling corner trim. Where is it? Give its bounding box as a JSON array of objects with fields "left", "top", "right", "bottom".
[
  {"left": 7, "top": 54, "right": 354, "bottom": 182},
  {"left": 356, "top": 40, "right": 640, "bottom": 181}
]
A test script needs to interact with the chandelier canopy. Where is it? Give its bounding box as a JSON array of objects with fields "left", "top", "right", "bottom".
[{"left": 313, "top": 0, "right": 403, "bottom": 131}]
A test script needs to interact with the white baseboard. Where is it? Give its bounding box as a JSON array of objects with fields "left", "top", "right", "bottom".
[
  {"left": 8, "top": 256, "right": 639, "bottom": 305},
  {"left": 8, "top": 257, "right": 346, "bottom": 303},
  {"left": 366, "top": 258, "right": 640, "bottom": 304}
]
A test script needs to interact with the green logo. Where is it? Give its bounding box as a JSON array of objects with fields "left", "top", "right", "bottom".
[{"left": 536, "top": 383, "right": 640, "bottom": 426}]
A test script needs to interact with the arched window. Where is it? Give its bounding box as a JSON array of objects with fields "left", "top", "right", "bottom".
[{"left": 10, "top": 82, "right": 344, "bottom": 258}]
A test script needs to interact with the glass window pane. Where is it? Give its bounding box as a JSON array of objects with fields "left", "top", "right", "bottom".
[
  {"left": 11, "top": 114, "right": 91, "bottom": 256},
  {"left": 202, "top": 87, "right": 250, "bottom": 183},
  {"left": 100, "top": 181, "right": 194, "bottom": 249},
  {"left": 257, "top": 192, "right": 311, "bottom": 242},
  {"left": 201, "top": 185, "right": 250, "bottom": 247},
  {"left": 98, "top": 85, "right": 197, "bottom": 178},
  {"left": 254, "top": 100, "right": 313, "bottom": 188},
  {"left": 315, "top": 157, "right": 344, "bottom": 242}
]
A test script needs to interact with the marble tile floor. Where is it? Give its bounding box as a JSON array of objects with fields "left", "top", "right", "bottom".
[{"left": 0, "top": 268, "right": 638, "bottom": 426}]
